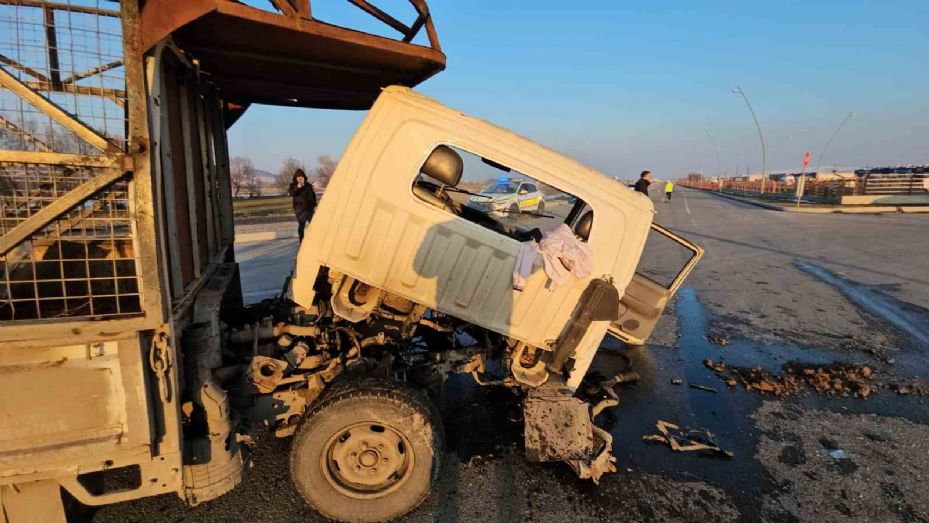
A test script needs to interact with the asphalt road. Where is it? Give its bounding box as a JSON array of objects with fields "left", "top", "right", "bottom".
[{"left": 95, "top": 187, "right": 929, "bottom": 522}]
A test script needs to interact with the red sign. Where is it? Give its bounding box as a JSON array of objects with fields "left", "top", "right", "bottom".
[{"left": 802, "top": 151, "right": 811, "bottom": 168}]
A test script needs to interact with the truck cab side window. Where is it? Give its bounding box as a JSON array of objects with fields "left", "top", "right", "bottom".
[{"left": 412, "top": 145, "right": 590, "bottom": 242}]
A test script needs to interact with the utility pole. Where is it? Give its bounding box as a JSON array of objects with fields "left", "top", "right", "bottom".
[
  {"left": 732, "top": 86, "right": 767, "bottom": 194},
  {"left": 705, "top": 128, "right": 722, "bottom": 192},
  {"left": 815, "top": 112, "right": 856, "bottom": 176}
]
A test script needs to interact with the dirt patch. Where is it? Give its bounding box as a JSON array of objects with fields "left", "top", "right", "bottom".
[{"left": 753, "top": 401, "right": 929, "bottom": 522}]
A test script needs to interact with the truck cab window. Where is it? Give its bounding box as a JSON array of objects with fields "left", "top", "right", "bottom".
[{"left": 412, "top": 145, "right": 589, "bottom": 241}]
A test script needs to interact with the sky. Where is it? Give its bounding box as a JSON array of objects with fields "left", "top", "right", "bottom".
[{"left": 228, "top": 0, "right": 929, "bottom": 179}]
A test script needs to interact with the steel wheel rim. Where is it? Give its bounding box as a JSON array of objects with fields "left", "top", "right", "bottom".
[{"left": 320, "top": 421, "right": 415, "bottom": 499}]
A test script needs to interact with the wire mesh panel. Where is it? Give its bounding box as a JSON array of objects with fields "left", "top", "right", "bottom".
[
  {"left": 0, "top": 0, "right": 126, "bottom": 151},
  {"left": 0, "top": 1, "right": 142, "bottom": 322}
]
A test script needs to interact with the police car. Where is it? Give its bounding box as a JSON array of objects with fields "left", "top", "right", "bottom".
[{"left": 465, "top": 177, "right": 545, "bottom": 217}]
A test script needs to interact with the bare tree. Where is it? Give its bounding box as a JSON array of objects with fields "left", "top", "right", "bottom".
[
  {"left": 245, "top": 170, "right": 263, "bottom": 198},
  {"left": 275, "top": 157, "right": 306, "bottom": 194},
  {"left": 312, "top": 155, "right": 337, "bottom": 189},
  {"left": 230, "top": 156, "right": 254, "bottom": 198}
]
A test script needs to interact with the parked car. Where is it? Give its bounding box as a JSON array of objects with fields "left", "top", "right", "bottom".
[{"left": 466, "top": 177, "right": 545, "bottom": 216}]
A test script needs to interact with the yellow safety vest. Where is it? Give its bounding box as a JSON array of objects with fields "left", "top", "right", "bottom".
[{"left": 665, "top": 182, "right": 674, "bottom": 193}]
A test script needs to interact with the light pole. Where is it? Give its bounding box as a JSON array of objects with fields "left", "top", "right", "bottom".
[
  {"left": 705, "top": 128, "right": 723, "bottom": 192},
  {"left": 732, "top": 86, "right": 767, "bottom": 193},
  {"left": 814, "top": 112, "right": 856, "bottom": 175}
]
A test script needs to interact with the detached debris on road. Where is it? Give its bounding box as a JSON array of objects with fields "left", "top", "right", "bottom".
[
  {"left": 702, "top": 359, "right": 878, "bottom": 398},
  {"left": 643, "top": 421, "right": 734, "bottom": 458},
  {"left": 889, "top": 382, "right": 929, "bottom": 396}
]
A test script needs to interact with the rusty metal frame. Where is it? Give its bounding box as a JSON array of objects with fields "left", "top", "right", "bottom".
[
  {"left": 0, "top": 6, "right": 180, "bottom": 508},
  {"left": 22, "top": 80, "right": 127, "bottom": 107},
  {"left": 0, "top": 0, "right": 165, "bottom": 340},
  {"left": 0, "top": 67, "right": 120, "bottom": 153},
  {"left": 0, "top": 0, "right": 120, "bottom": 17},
  {"left": 0, "top": 167, "right": 126, "bottom": 256},
  {"left": 149, "top": 46, "right": 184, "bottom": 299},
  {"left": 178, "top": 82, "right": 203, "bottom": 277},
  {"left": 0, "top": 114, "right": 51, "bottom": 151},
  {"left": 0, "top": 53, "right": 50, "bottom": 83},
  {"left": 61, "top": 59, "right": 124, "bottom": 85},
  {"left": 0, "top": 149, "right": 124, "bottom": 167},
  {"left": 195, "top": 85, "right": 217, "bottom": 258},
  {"left": 336, "top": 1, "right": 439, "bottom": 49}
]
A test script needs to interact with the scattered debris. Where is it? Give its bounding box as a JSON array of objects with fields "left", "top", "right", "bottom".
[
  {"left": 890, "top": 382, "right": 929, "bottom": 396},
  {"left": 829, "top": 449, "right": 848, "bottom": 460},
  {"left": 643, "top": 421, "right": 733, "bottom": 458},
  {"left": 612, "top": 371, "right": 641, "bottom": 384},
  {"left": 671, "top": 378, "right": 683, "bottom": 385},
  {"left": 786, "top": 363, "right": 876, "bottom": 398},
  {"left": 707, "top": 336, "right": 730, "bottom": 346},
  {"left": 689, "top": 383, "right": 717, "bottom": 394},
  {"left": 704, "top": 361, "right": 878, "bottom": 399}
]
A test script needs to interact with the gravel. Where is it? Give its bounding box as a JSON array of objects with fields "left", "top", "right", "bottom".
[{"left": 753, "top": 400, "right": 929, "bottom": 522}]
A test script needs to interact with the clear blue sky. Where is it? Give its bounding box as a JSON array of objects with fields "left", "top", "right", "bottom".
[{"left": 229, "top": 0, "right": 929, "bottom": 178}]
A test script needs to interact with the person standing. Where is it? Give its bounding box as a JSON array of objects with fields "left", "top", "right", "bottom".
[
  {"left": 633, "top": 170, "right": 652, "bottom": 196},
  {"left": 664, "top": 180, "right": 674, "bottom": 202},
  {"left": 288, "top": 169, "right": 317, "bottom": 243}
]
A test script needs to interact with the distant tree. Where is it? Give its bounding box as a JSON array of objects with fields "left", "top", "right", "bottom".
[
  {"left": 312, "top": 155, "right": 337, "bottom": 189},
  {"left": 230, "top": 156, "right": 254, "bottom": 197},
  {"left": 275, "top": 157, "right": 306, "bottom": 194},
  {"left": 244, "top": 170, "right": 263, "bottom": 198}
]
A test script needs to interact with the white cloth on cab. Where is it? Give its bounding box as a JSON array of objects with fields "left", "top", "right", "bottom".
[
  {"left": 539, "top": 223, "right": 592, "bottom": 290},
  {"left": 512, "top": 240, "right": 540, "bottom": 290}
]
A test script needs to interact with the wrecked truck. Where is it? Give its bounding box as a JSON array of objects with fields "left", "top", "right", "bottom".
[
  {"left": 263, "top": 85, "right": 705, "bottom": 520},
  {"left": 0, "top": 2, "right": 702, "bottom": 522}
]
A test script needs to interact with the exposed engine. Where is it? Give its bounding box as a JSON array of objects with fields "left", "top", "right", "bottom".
[{"left": 221, "top": 269, "right": 498, "bottom": 438}]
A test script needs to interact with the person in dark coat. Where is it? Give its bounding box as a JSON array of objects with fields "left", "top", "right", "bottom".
[
  {"left": 288, "top": 169, "right": 317, "bottom": 243},
  {"left": 633, "top": 170, "right": 652, "bottom": 196}
]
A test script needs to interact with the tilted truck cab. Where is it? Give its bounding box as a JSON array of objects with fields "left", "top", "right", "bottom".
[{"left": 292, "top": 86, "right": 664, "bottom": 391}]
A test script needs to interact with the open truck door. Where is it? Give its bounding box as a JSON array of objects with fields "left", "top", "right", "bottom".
[{"left": 609, "top": 223, "right": 703, "bottom": 344}]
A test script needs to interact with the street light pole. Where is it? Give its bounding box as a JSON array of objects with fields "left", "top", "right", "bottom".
[
  {"left": 814, "top": 112, "right": 856, "bottom": 175},
  {"left": 705, "top": 128, "right": 723, "bottom": 192},
  {"left": 732, "top": 86, "right": 767, "bottom": 194}
]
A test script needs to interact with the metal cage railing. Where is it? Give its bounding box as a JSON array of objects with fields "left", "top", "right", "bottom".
[{"left": 0, "top": 0, "right": 141, "bottom": 321}]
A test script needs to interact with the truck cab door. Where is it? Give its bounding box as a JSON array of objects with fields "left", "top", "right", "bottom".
[{"left": 608, "top": 223, "right": 703, "bottom": 344}]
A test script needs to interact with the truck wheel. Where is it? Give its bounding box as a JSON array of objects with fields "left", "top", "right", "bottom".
[
  {"left": 537, "top": 201, "right": 545, "bottom": 214},
  {"left": 289, "top": 378, "right": 443, "bottom": 522}
]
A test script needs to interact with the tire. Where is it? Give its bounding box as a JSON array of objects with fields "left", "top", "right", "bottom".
[
  {"left": 290, "top": 378, "right": 443, "bottom": 522},
  {"left": 537, "top": 200, "right": 545, "bottom": 214},
  {"left": 509, "top": 202, "right": 519, "bottom": 215}
]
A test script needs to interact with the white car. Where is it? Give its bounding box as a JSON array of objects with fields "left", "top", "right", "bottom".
[{"left": 466, "top": 178, "right": 545, "bottom": 216}]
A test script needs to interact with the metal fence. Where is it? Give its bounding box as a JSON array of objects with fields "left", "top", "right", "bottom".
[
  {"left": 858, "top": 174, "right": 928, "bottom": 196},
  {"left": 681, "top": 174, "right": 928, "bottom": 204},
  {"left": 0, "top": 1, "right": 141, "bottom": 321}
]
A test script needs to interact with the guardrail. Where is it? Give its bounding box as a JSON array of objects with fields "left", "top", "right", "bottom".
[
  {"left": 859, "top": 174, "right": 928, "bottom": 195},
  {"left": 680, "top": 174, "right": 928, "bottom": 203}
]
